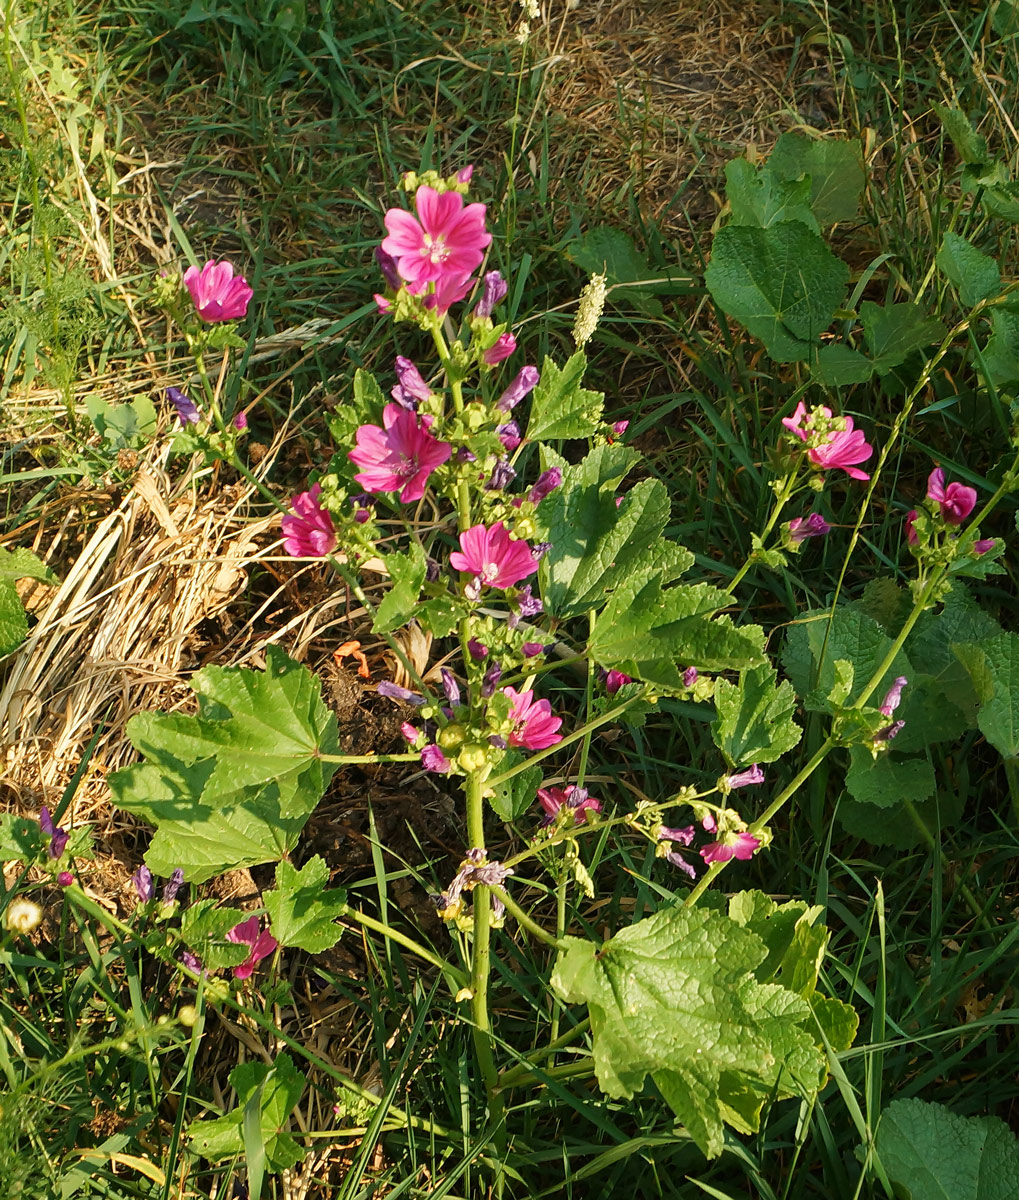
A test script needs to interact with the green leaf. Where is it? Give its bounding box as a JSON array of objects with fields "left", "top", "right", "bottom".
[
  {"left": 766, "top": 132, "right": 865, "bottom": 224},
  {"left": 844, "top": 747, "right": 937, "bottom": 808},
  {"left": 935, "top": 103, "right": 989, "bottom": 165},
  {"left": 567, "top": 225, "right": 665, "bottom": 316},
  {"left": 705, "top": 222, "right": 849, "bottom": 362},
  {"left": 263, "top": 857, "right": 347, "bottom": 953},
  {"left": 875, "top": 1098, "right": 1019, "bottom": 1200},
  {"left": 837, "top": 788, "right": 964, "bottom": 849},
  {"left": 109, "top": 647, "right": 339, "bottom": 883},
  {"left": 860, "top": 301, "right": 946, "bottom": 375},
  {"left": 86, "top": 395, "right": 158, "bottom": 448},
  {"left": 810, "top": 343, "right": 874, "bottom": 386},
  {"left": 188, "top": 1053, "right": 307, "bottom": 1172},
  {"left": 0, "top": 547, "right": 58, "bottom": 657},
  {"left": 711, "top": 664, "right": 801, "bottom": 767},
  {"left": 936, "top": 233, "right": 1002, "bottom": 306},
  {"left": 727, "top": 892, "right": 826, "bottom": 997},
  {"left": 487, "top": 759, "right": 542, "bottom": 821},
  {"left": 782, "top": 606, "right": 911, "bottom": 713},
  {"left": 590, "top": 571, "right": 764, "bottom": 688},
  {"left": 954, "top": 633, "right": 1019, "bottom": 758},
  {"left": 371, "top": 543, "right": 427, "bottom": 634},
  {"left": 526, "top": 350, "right": 605, "bottom": 441},
  {"left": 551, "top": 903, "right": 834, "bottom": 1159},
  {"left": 179, "top": 900, "right": 249, "bottom": 971},
  {"left": 539, "top": 443, "right": 691, "bottom": 618},
  {"left": 980, "top": 308, "right": 1019, "bottom": 386},
  {"left": 416, "top": 596, "right": 462, "bottom": 638},
  {"left": 724, "top": 157, "right": 818, "bottom": 231}
]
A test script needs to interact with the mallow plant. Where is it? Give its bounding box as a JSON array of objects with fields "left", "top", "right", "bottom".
[{"left": 95, "top": 158, "right": 1017, "bottom": 1185}]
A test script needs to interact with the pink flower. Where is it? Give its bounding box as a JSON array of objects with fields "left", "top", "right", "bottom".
[
  {"left": 725, "top": 764, "right": 764, "bottom": 789},
  {"left": 423, "top": 271, "right": 476, "bottom": 315},
  {"left": 381, "top": 186, "right": 491, "bottom": 293},
  {"left": 603, "top": 669, "right": 632, "bottom": 695},
  {"left": 975, "top": 538, "right": 996, "bottom": 555},
  {"left": 905, "top": 509, "right": 918, "bottom": 546},
  {"left": 421, "top": 745, "right": 451, "bottom": 774},
  {"left": 182, "top": 259, "right": 253, "bottom": 323},
  {"left": 788, "top": 513, "right": 831, "bottom": 543},
  {"left": 349, "top": 403, "right": 452, "bottom": 503},
  {"left": 449, "top": 522, "right": 536, "bottom": 589},
  {"left": 700, "top": 831, "right": 760, "bottom": 865},
  {"left": 783, "top": 402, "right": 873, "bottom": 480},
  {"left": 391, "top": 356, "right": 432, "bottom": 408},
  {"left": 879, "top": 676, "right": 908, "bottom": 717},
  {"left": 227, "top": 915, "right": 278, "bottom": 979},
  {"left": 475, "top": 270, "right": 508, "bottom": 318},
  {"left": 483, "top": 333, "right": 516, "bottom": 365},
  {"left": 683, "top": 667, "right": 699, "bottom": 688},
  {"left": 537, "top": 784, "right": 601, "bottom": 826},
  {"left": 927, "top": 467, "right": 976, "bottom": 525},
  {"left": 808, "top": 420, "right": 872, "bottom": 480},
  {"left": 281, "top": 484, "right": 337, "bottom": 557},
  {"left": 504, "top": 686, "right": 563, "bottom": 750}
]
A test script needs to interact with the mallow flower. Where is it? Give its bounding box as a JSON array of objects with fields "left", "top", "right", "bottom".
[
  {"left": 503, "top": 686, "right": 563, "bottom": 750},
  {"left": 782, "top": 402, "right": 872, "bottom": 480},
  {"left": 349, "top": 404, "right": 452, "bottom": 503},
  {"left": 281, "top": 483, "right": 337, "bottom": 558},
  {"left": 226, "top": 915, "right": 278, "bottom": 980},
  {"left": 926, "top": 467, "right": 976, "bottom": 525},
  {"left": 537, "top": 784, "right": 602, "bottom": 827},
  {"left": 183, "top": 259, "right": 253, "bottom": 323},
  {"left": 167, "top": 386, "right": 200, "bottom": 426},
  {"left": 381, "top": 186, "right": 491, "bottom": 293},
  {"left": 450, "top": 522, "right": 536, "bottom": 589},
  {"left": 701, "top": 831, "right": 760, "bottom": 865}
]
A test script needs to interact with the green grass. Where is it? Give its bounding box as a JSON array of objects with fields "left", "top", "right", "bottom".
[{"left": 2, "top": 0, "right": 1019, "bottom": 1196}]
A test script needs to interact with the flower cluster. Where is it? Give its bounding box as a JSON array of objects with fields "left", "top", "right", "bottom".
[
  {"left": 905, "top": 466, "right": 995, "bottom": 559},
  {"left": 782, "top": 402, "right": 873, "bottom": 481}
]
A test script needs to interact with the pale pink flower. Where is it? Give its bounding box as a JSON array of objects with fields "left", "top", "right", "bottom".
[
  {"left": 349, "top": 403, "right": 452, "bottom": 503},
  {"left": 475, "top": 270, "right": 508, "bottom": 318},
  {"left": 879, "top": 676, "right": 908, "bottom": 717},
  {"left": 281, "top": 483, "right": 336, "bottom": 557},
  {"left": 700, "top": 831, "right": 760, "bottom": 865},
  {"left": 537, "top": 784, "right": 601, "bottom": 827},
  {"left": 391, "top": 356, "right": 432, "bottom": 408},
  {"left": 927, "top": 467, "right": 976, "bottom": 525},
  {"left": 381, "top": 186, "right": 491, "bottom": 293},
  {"left": 227, "top": 915, "right": 278, "bottom": 979},
  {"left": 449, "top": 522, "right": 536, "bottom": 589},
  {"left": 504, "top": 686, "right": 563, "bottom": 750},
  {"left": 183, "top": 259, "right": 253, "bottom": 323},
  {"left": 483, "top": 333, "right": 516, "bottom": 365},
  {"left": 725, "top": 764, "right": 764, "bottom": 789}
]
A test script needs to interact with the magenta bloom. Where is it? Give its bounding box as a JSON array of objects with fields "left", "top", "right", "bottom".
[
  {"left": 788, "top": 513, "right": 831, "bottom": 543},
  {"left": 381, "top": 186, "right": 491, "bottom": 293},
  {"left": 391, "top": 356, "right": 432, "bottom": 408},
  {"left": 424, "top": 270, "right": 476, "bottom": 315},
  {"left": 537, "top": 784, "right": 601, "bottom": 827},
  {"left": 475, "top": 270, "right": 508, "bottom": 318},
  {"left": 783, "top": 402, "right": 873, "bottom": 480},
  {"left": 182, "top": 259, "right": 253, "bottom": 323},
  {"left": 497, "top": 366, "right": 539, "bottom": 412},
  {"left": 483, "top": 333, "right": 516, "bottom": 365},
  {"left": 281, "top": 483, "right": 337, "bottom": 558},
  {"left": 227, "top": 915, "right": 278, "bottom": 980},
  {"left": 349, "top": 403, "right": 452, "bottom": 503},
  {"left": 683, "top": 667, "right": 699, "bottom": 688},
  {"left": 604, "top": 669, "right": 632, "bottom": 695},
  {"left": 503, "top": 686, "right": 563, "bottom": 750},
  {"left": 905, "top": 509, "right": 918, "bottom": 546},
  {"left": 927, "top": 467, "right": 976, "bottom": 525},
  {"left": 421, "top": 744, "right": 451, "bottom": 774},
  {"left": 449, "top": 522, "right": 536, "bottom": 589},
  {"left": 701, "top": 831, "right": 760, "bottom": 865},
  {"left": 975, "top": 538, "right": 996, "bottom": 555}
]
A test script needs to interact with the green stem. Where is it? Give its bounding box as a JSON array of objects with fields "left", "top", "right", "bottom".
[
  {"left": 485, "top": 694, "right": 644, "bottom": 791},
  {"left": 727, "top": 470, "right": 798, "bottom": 592},
  {"left": 318, "top": 752, "right": 419, "bottom": 765},
  {"left": 683, "top": 737, "right": 835, "bottom": 907},
  {"left": 490, "top": 886, "right": 561, "bottom": 948},
  {"left": 496, "top": 1018, "right": 591, "bottom": 1089},
  {"left": 341, "top": 906, "right": 466, "bottom": 990},
  {"left": 851, "top": 573, "right": 942, "bottom": 710}
]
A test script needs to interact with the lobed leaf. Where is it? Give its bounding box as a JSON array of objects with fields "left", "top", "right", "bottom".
[
  {"left": 711, "top": 663, "right": 802, "bottom": 767},
  {"left": 263, "top": 857, "right": 347, "bottom": 953}
]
